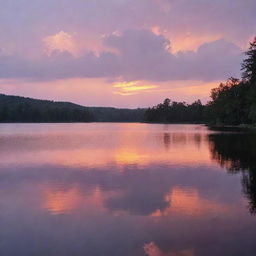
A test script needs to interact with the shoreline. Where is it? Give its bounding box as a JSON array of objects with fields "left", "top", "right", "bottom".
[{"left": 207, "top": 124, "right": 256, "bottom": 131}]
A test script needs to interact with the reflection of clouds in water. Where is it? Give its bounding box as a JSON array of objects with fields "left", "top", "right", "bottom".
[
  {"left": 43, "top": 186, "right": 108, "bottom": 215},
  {"left": 44, "top": 187, "right": 82, "bottom": 215},
  {"left": 151, "top": 187, "right": 229, "bottom": 217},
  {"left": 42, "top": 184, "right": 124, "bottom": 216},
  {"left": 0, "top": 162, "right": 241, "bottom": 218},
  {"left": 144, "top": 242, "right": 194, "bottom": 256}
]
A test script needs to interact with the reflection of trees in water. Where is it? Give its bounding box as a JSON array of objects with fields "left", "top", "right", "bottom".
[
  {"left": 162, "top": 133, "right": 203, "bottom": 151},
  {"left": 163, "top": 133, "right": 171, "bottom": 151},
  {"left": 209, "top": 133, "right": 256, "bottom": 214}
]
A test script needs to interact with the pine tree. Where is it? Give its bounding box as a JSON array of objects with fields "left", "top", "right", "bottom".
[{"left": 242, "top": 37, "right": 256, "bottom": 84}]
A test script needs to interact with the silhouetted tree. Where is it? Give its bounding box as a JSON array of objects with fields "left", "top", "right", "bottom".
[
  {"left": 144, "top": 98, "right": 205, "bottom": 123},
  {"left": 205, "top": 37, "right": 256, "bottom": 125},
  {"left": 242, "top": 37, "right": 256, "bottom": 84},
  {"left": 206, "top": 78, "right": 249, "bottom": 125}
]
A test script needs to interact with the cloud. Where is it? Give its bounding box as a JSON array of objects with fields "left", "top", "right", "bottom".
[
  {"left": 103, "top": 30, "right": 243, "bottom": 81},
  {"left": 103, "top": 29, "right": 173, "bottom": 81},
  {"left": 0, "top": 0, "right": 254, "bottom": 57},
  {"left": 0, "top": 29, "right": 243, "bottom": 82},
  {"left": 0, "top": 0, "right": 252, "bottom": 89},
  {"left": 153, "top": 0, "right": 256, "bottom": 45},
  {"left": 43, "top": 31, "right": 79, "bottom": 56}
]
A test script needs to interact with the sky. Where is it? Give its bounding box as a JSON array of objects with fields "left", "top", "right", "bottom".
[{"left": 0, "top": 0, "right": 255, "bottom": 108}]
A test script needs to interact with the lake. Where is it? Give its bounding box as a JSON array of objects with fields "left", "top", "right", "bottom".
[{"left": 0, "top": 123, "right": 256, "bottom": 256}]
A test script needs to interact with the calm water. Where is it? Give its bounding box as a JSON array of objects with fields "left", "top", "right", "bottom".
[{"left": 0, "top": 123, "right": 256, "bottom": 256}]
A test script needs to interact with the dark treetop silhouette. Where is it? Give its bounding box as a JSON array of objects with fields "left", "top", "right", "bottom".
[{"left": 0, "top": 94, "right": 145, "bottom": 123}]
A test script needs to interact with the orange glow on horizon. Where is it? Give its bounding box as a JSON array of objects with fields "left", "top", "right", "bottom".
[
  {"left": 0, "top": 77, "right": 217, "bottom": 108},
  {"left": 113, "top": 81, "right": 158, "bottom": 95}
]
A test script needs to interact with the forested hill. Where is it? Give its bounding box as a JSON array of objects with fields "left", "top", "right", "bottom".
[
  {"left": 0, "top": 94, "right": 95, "bottom": 122},
  {"left": 90, "top": 107, "right": 145, "bottom": 122},
  {"left": 0, "top": 94, "right": 146, "bottom": 123}
]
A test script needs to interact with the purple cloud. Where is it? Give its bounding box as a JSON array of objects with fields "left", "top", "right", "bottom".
[
  {"left": 0, "top": 0, "right": 254, "bottom": 56},
  {"left": 0, "top": 29, "right": 243, "bottom": 82}
]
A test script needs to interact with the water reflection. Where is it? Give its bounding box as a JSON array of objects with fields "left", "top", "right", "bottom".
[
  {"left": 0, "top": 124, "right": 211, "bottom": 168},
  {"left": 0, "top": 124, "right": 256, "bottom": 256},
  {"left": 44, "top": 187, "right": 83, "bottom": 215},
  {"left": 151, "top": 187, "right": 229, "bottom": 217},
  {"left": 209, "top": 132, "right": 256, "bottom": 214},
  {"left": 163, "top": 133, "right": 171, "bottom": 151},
  {"left": 144, "top": 242, "right": 194, "bottom": 256}
]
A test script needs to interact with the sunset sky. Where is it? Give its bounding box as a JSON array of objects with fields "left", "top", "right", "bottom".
[{"left": 0, "top": 0, "right": 255, "bottom": 108}]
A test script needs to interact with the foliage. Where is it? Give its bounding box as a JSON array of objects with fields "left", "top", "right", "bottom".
[
  {"left": 0, "top": 94, "right": 95, "bottom": 122},
  {"left": 205, "top": 78, "right": 250, "bottom": 124},
  {"left": 91, "top": 107, "right": 145, "bottom": 122},
  {"left": 0, "top": 94, "right": 146, "bottom": 123},
  {"left": 144, "top": 98, "right": 204, "bottom": 123},
  {"left": 206, "top": 37, "right": 256, "bottom": 125},
  {"left": 242, "top": 37, "right": 256, "bottom": 83}
]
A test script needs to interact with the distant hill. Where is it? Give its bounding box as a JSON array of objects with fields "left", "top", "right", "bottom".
[
  {"left": 0, "top": 94, "right": 146, "bottom": 123},
  {"left": 90, "top": 107, "right": 145, "bottom": 122}
]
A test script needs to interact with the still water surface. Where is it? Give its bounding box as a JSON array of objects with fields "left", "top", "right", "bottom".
[{"left": 0, "top": 123, "right": 256, "bottom": 256}]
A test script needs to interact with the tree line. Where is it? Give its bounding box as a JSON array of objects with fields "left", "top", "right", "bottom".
[
  {"left": 144, "top": 98, "right": 205, "bottom": 123},
  {"left": 0, "top": 94, "right": 95, "bottom": 122},
  {"left": 144, "top": 37, "right": 256, "bottom": 125},
  {"left": 0, "top": 94, "right": 146, "bottom": 123}
]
